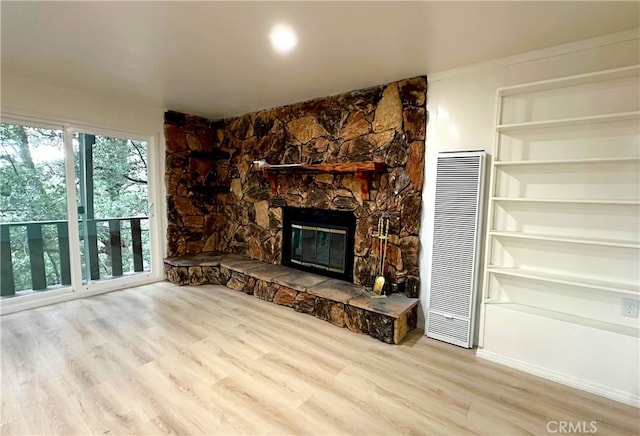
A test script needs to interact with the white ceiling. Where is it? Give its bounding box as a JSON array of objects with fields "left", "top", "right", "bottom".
[{"left": 2, "top": 1, "right": 639, "bottom": 120}]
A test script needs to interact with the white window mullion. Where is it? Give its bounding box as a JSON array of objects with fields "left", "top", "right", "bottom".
[
  {"left": 63, "top": 127, "right": 83, "bottom": 291},
  {"left": 146, "top": 134, "right": 165, "bottom": 278}
]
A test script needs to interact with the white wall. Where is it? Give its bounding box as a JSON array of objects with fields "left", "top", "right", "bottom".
[
  {"left": 1, "top": 76, "right": 163, "bottom": 136},
  {"left": 420, "top": 29, "right": 640, "bottom": 405}
]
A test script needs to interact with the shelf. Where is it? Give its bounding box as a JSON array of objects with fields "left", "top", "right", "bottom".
[
  {"left": 494, "top": 157, "right": 640, "bottom": 167},
  {"left": 497, "top": 65, "right": 640, "bottom": 97},
  {"left": 496, "top": 111, "right": 640, "bottom": 132},
  {"left": 486, "top": 266, "right": 640, "bottom": 296},
  {"left": 254, "top": 161, "right": 386, "bottom": 200},
  {"left": 491, "top": 197, "right": 640, "bottom": 205},
  {"left": 489, "top": 231, "right": 640, "bottom": 249},
  {"left": 485, "top": 302, "right": 639, "bottom": 338}
]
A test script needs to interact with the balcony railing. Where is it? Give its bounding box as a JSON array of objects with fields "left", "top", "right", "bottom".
[{"left": 0, "top": 217, "right": 149, "bottom": 297}]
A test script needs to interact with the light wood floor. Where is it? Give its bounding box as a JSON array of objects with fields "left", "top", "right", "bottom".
[{"left": 1, "top": 282, "right": 638, "bottom": 435}]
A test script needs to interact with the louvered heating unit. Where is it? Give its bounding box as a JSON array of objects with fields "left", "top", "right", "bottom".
[{"left": 427, "top": 151, "right": 486, "bottom": 348}]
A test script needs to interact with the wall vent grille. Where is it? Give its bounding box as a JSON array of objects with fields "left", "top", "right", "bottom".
[
  {"left": 427, "top": 151, "right": 486, "bottom": 348},
  {"left": 427, "top": 312, "right": 471, "bottom": 343}
]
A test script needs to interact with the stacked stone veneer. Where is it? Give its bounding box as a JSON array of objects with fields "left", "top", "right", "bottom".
[
  {"left": 164, "top": 253, "right": 418, "bottom": 344},
  {"left": 165, "top": 76, "right": 427, "bottom": 289}
]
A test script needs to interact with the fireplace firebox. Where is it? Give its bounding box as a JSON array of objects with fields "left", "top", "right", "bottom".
[{"left": 282, "top": 207, "right": 356, "bottom": 282}]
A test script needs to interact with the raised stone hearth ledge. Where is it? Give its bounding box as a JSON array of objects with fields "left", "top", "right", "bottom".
[{"left": 164, "top": 252, "right": 418, "bottom": 344}]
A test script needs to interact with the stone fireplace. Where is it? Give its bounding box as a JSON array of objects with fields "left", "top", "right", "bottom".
[{"left": 164, "top": 76, "right": 427, "bottom": 293}]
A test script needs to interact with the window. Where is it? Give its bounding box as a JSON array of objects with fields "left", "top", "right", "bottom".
[{"left": 0, "top": 120, "right": 161, "bottom": 303}]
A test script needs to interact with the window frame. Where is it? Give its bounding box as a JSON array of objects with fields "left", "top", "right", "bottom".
[{"left": 0, "top": 113, "right": 165, "bottom": 314}]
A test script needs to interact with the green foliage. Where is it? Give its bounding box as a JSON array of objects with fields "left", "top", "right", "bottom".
[
  {"left": 0, "top": 124, "right": 67, "bottom": 221},
  {"left": 91, "top": 135, "right": 148, "bottom": 219},
  {"left": 1, "top": 123, "right": 151, "bottom": 293}
]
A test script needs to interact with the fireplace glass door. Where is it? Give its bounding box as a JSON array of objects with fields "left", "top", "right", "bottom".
[
  {"left": 282, "top": 207, "right": 355, "bottom": 282},
  {"left": 290, "top": 225, "right": 347, "bottom": 274}
]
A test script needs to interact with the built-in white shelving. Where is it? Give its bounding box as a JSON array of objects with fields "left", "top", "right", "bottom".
[
  {"left": 494, "top": 157, "right": 640, "bottom": 167},
  {"left": 497, "top": 65, "right": 640, "bottom": 97},
  {"left": 486, "top": 266, "right": 639, "bottom": 296},
  {"left": 481, "top": 64, "right": 640, "bottom": 347},
  {"left": 486, "top": 303, "right": 639, "bottom": 338},
  {"left": 491, "top": 197, "right": 640, "bottom": 205},
  {"left": 496, "top": 111, "right": 640, "bottom": 132},
  {"left": 488, "top": 231, "right": 640, "bottom": 249}
]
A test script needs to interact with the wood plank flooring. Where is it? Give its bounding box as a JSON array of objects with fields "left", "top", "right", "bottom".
[{"left": 1, "top": 282, "right": 638, "bottom": 435}]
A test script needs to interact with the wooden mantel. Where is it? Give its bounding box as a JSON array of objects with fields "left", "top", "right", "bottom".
[{"left": 254, "top": 161, "right": 387, "bottom": 200}]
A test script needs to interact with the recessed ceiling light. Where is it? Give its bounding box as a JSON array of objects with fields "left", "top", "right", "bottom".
[{"left": 270, "top": 24, "right": 297, "bottom": 54}]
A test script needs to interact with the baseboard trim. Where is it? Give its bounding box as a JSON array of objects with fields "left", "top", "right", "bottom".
[
  {"left": 476, "top": 348, "right": 640, "bottom": 408},
  {"left": 0, "top": 274, "right": 163, "bottom": 315}
]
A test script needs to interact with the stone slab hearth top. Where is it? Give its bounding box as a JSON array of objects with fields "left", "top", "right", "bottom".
[
  {"left": 271, "top": 271, "right": 332, "bottom": 292},
  {"left": 240, "top": 263, "right": 292, "bottom": 282},
  {"left": 219, "top": 257, "right": 267, "bottom": 274},
  {"left": 307, "top": 279, "right": 366, "bottom": 303},
  {"left": 349, "top": 294, "right": 419, "bottom": 318},
  {"left": 164, "top": 252, "right": 227, "bottom": 267},
  {"left": 163, "top": 252, "right": 418, "bottom": 319}
]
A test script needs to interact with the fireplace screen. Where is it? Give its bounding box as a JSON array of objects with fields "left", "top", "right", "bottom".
[
  {"left": 282, "top": 207, "right": 355, "bottom": 282},
  {"left": 290, "top": 224, "right": 347, "bottom": 273}
]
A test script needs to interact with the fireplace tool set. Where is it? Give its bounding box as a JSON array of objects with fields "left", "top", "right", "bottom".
[{"left": 363, "top": 216, "right": 389, "bottom": 299}]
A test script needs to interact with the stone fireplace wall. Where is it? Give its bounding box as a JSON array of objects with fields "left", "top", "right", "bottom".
[{"left": 165, "top": 76, "right": 427, "bottom": 288}]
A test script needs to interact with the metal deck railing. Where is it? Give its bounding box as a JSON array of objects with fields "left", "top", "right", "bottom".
[{"left": 0, "top": 216, "right": 148, "bottom": 296}]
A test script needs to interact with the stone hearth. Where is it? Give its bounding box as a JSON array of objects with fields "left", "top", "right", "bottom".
[{"left": 164, "top": 253, "right": 418, "bottom": 344}]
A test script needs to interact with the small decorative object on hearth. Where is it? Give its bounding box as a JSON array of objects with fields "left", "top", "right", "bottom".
[
  {"left": 404, "top": 276, "right": 420, "bottom": 298},
  {"left": 364, "top": 216, "right": 388, "bottom": 299}
]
